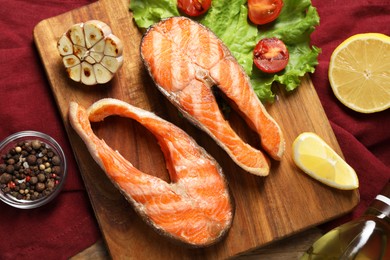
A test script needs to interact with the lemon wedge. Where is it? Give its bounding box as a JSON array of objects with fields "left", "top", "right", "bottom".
[
  {"left": 292, "top": 132, "right": 359, "bottom": 190},
  {"left": 328, "top": 33, "right": 390, "bottom": 113}
]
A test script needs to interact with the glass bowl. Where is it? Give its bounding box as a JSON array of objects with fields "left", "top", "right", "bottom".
[{"left": 0, "top": 131, "right": 67, "bottom": 209}]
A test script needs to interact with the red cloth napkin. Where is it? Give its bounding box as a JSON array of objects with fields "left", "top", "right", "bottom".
[
  {"left": 0, "top": 0, "right": 389, "bottom": 259},
  {"left": 0, "top": 1, "right": 100, "bottom": 259}
]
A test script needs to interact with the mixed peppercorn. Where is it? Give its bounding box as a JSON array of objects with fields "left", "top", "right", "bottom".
[{"left": 0, "top": 140, "right": 62, "bottom": 201}]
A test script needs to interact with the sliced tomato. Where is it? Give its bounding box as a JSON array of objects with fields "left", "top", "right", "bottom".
[
  {"left": 248, "top": 0, "right": 283, "bottom": 25},
  {"left": 253, "top": 37, "right": 289, "bottom": 73},
  {"left": 177, "top": 0, "right": 212, "bottom": 17}
]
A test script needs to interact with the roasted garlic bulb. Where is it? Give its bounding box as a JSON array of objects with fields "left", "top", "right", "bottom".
[{"left": 57, "top": 20, "right": 123, "bottom": 85}]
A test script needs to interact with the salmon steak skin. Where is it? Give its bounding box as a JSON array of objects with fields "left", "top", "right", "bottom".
[
  {"left": 140, "top": 16, "right": 285, "bottom": 176},
  {"left": 68, "top": 98, "right": 234, "bottom": 247}
]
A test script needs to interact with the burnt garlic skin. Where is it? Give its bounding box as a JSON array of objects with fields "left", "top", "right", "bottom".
[{"left": 57, "top": 20, "right": 123, "bottom": 85}]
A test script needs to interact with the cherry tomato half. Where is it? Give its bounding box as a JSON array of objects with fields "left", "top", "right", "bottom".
[
  {"left": 177, "top": 0, "right": 212, "bottom": 17},
  {"left": 248, "top": 0, "right": 283, "bottom": 25},
  {"left": 253, "top": 37, "right": 289, "bottom": 73}
]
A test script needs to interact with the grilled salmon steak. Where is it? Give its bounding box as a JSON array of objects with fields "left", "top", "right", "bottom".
[
  {"left": 69, "top": 98, "right": 234, "bottom": 247},
  {"left": 140, "top": 17, "right": 285, "bottom": 176}
]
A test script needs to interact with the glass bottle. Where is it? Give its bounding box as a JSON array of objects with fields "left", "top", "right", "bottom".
[{"left": 301, "top": 181, "right": 390, "bottom": 260}]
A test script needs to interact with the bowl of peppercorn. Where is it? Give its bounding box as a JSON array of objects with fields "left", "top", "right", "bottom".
[{"left": 0, "top": 131, "right": 67, "bottom": 209}]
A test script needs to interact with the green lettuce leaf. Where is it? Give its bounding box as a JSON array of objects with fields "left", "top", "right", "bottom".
[
  {"left": 130, "top": 0, "right": 179, "bottom": 28},
  {"left": 130, "top": 0, "right": 320, "bottom": 102}
]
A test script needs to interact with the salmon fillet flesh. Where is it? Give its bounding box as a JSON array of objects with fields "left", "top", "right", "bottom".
[
  {"left": 69, "top": 98, "right": 234, "bottom": 247},
  {"left": 141, "top": 16, "right": 285, "bottom": 176}
]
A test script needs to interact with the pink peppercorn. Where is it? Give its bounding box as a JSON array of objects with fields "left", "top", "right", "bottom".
[{"left": 7, "top": 181, "right": 16, "bottom": 189}]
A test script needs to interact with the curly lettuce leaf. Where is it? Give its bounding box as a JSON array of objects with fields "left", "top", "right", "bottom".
[
  {"left": 130, "top": 0, "right": 179, "bottom": 28},
  {"left": 130, "top": 0, "right": 320, "bottom": 102}
]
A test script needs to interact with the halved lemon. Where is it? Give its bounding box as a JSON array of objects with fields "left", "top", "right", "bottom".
[
  {"left": 292, "top": 132, "right": 359, "bottom": 190},
  {"left": 329, "top": 33, "right": 390, "bottom": 113}
]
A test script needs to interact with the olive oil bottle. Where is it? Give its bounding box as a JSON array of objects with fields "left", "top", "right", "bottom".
[{"left": 301, "top": 181, "right": 390, "bottom": 259}]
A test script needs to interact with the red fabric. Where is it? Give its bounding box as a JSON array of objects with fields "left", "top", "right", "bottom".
[
  {"left": 310, "top": 0, "right": 390, "bottom": 229},
  {"left": 0, "top": 1, "right": 100, "bottom": 260},
  {"left": 0, "top": 0, "right": 389, "bottom": 259}
]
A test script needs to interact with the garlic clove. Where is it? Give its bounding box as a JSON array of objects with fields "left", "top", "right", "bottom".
[
  {"left": 67, "top": 64, "right": 81, "bottom": 82},
  {"left": 90, "top": 39, "right": 106, "bottom": 53},
  {"left": 90, "top": 51, "right": 104, "bottom": 63},
  {"left": 73, "top": 45, "right": 88, "bottom": 61},
  {"left": 94, "top": 63, "right": 114, "bottom": 84},
  {"left": 84, "top": 20, "right": 111, "bottom": 49},
  {"left": 63, "top": 55, "right": 80, "bottom": 68},
  {"left": 57, "top": 35, "right": 73, "bottom": 56},
  {"left": 101, "top": 56, "right": 123, "bottom": 73},
  {"left": 81, "top": 62, "right": 97, "bottom": 85},
  {"left": 104, "top": 35, "right": 123, "bottom": 57},
  {"left": 68, "top": 23, "right": 85, "bottom": 47}
]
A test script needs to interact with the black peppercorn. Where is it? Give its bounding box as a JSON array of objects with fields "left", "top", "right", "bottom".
[
  {"left": 0, "top": 164, "right": 6, "bottom": 173},
  {"left": 5, "top": 165, "right": 14, "bottom": 174},
  {"left": 52, "top": 156, "right": 61, "bottom": 166},
  {"left": 46, "top": 179, "right": 55, "bottom": 189},
  {"left": 7, "top": 158, "right": 15, "bottom": 165},
  {"left": 0, "top": 173, "right": 12, "bottom": 184},
  {"left": 37, "top": 173, "right": 46, "bottom": 182},
  {"left": 35, "top": 182, "right": 45, "bottom": 192},
  {"left": 52, "top": 166, "right": 61, "bottom": 174},
  {"left": 19, "top": 182, "right": 26, "bottom": 190},
  {"left": 26, "top": 154, "right": 37, "bottom": 165},
  {"left": 29, "top": 176, "right": 38, "bottom": 185},
  {"left": 14, "top": 162, "right": 21, "bottom": 171}
]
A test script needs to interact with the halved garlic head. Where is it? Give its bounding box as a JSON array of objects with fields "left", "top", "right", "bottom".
[{"left": 57, "top": 20, "right": 123, "bottom": 85}]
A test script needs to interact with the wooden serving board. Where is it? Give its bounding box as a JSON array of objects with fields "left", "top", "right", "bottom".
[{"left": 33, "top": 0, "right": 359, "bottom": 259}]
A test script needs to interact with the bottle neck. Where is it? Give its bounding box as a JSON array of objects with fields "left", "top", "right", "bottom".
[{"left": 364, "top": 181, "right": 390, "bottom": 220}]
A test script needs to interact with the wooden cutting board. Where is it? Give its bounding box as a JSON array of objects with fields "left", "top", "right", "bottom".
[{"left": 33, "top": 0, "right": 359, "bottom": 258}]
